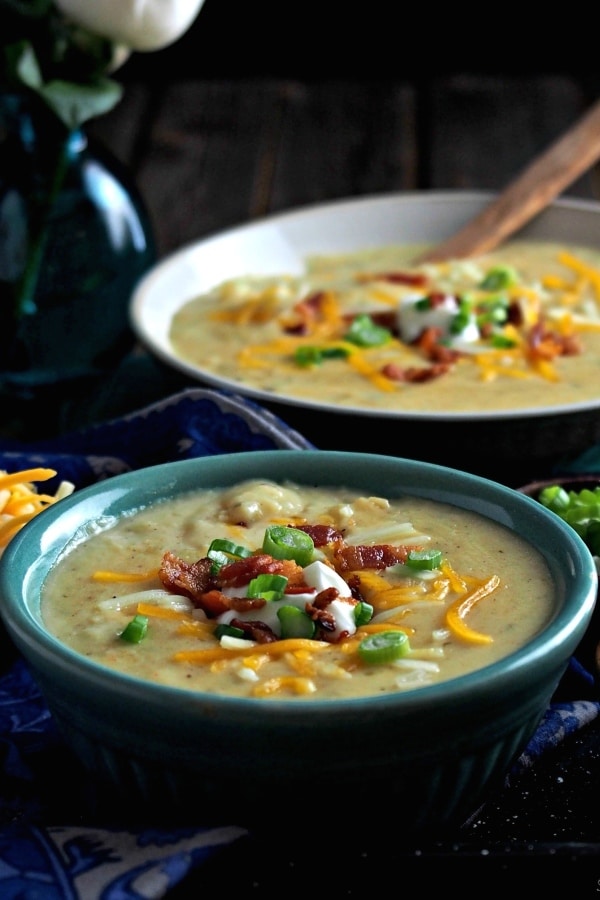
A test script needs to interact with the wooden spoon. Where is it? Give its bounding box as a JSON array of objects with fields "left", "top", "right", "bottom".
[{"left": 418, "top": 98, "right": 600, "bottom": 264}]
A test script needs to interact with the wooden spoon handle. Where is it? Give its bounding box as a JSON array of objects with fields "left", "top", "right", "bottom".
[{"left": 418, "top": 98, "right": 600, "bottom": 263}]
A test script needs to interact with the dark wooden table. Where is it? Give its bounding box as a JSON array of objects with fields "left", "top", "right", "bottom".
[{"left": 43, "top": 72, "right": 595, "bottom": 891}]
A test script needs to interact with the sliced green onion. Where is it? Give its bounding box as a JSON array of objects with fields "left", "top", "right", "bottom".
[
  {"left": 485, "top": 296, "right": 509, "bottom": 318},
  {"left": 586, "top": 520, "right": 600, "bottom": 556},
  {"left": 207, "top": 550, "right": 231, "bottom": 572},
  {"left": 414, "top": 297, "right": 431, "bottom": 311},
  {"left": 214, "top": 623, "right": 246, "bottom": 640},
  {"left": 450, "top": 310, "right": 472, "bottom": 334},
  {"left": 277, "top": 605, "right": 316, "bottom": 639},
  {"left": 476, "top": 295, "right": 509, "bottom": 327},
  {"left": 120, "top": 614, "right": 148, "bottom": 644},
  {"left": 247, "top": 573, "right": 288, "bottom": 601},
  {"left": 358, "top": 630, "right": 410, "bottom": 665},
  {"left": 406, "top": 548, "right": 443, "bottom": 571},
  {"left": 538, "top": 485, "right": 571, "bottom": 513},
  {"left": 344, "top": 314, "right": 391, "bottom": 347},
  {"left": 564, "top": 502, "right": 600, "bottom": 532},
  {"left": 207, "top": 538, "right": 252, "bottom": 573},
  {"left": 294, "top": 346, "right": 349, "bottom": 367},
  {"left": 537, "top": 483, "right": 600, "bottom": 556},
  {"left": 479, "top": 265, "right": 518, "bottom": 291},
  {"left": 490, "top": 333, "right": 517, "bottom": 348},
  {"left": 354, "top": 600, "right": 374, "bottom": 626},
  {"left": 262, "top": 525, "right": 314, "bottom": 566},
  {"left": 208, "top": 538, "right": 253, "bottom": 557}
]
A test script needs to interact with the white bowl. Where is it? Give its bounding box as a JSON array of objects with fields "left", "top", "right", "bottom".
[{"left": 130, "top": 191, "right": 600, "bottom": 482}]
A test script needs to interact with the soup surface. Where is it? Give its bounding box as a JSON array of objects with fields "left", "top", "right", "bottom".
[
  {"left": 41, "top": 479, "right": 555, "bottom": 700},
  {"left": 169, "top": 241, "right": 600, "bottom": 413}
]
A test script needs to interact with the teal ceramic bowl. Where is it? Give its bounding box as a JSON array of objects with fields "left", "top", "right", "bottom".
[{"left": 0, "top": 450, "right": 596, "bottom": 836}]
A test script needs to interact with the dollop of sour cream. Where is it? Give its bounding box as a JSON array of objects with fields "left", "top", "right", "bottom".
[
  {"left": 216, "top": 559, "right": 356, "bottom": 641},
  {"left": 396, "top": 294, "right": 479, "bottom": 346}
]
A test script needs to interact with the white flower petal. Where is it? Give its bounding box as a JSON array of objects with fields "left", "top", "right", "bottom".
[{"left": 55, "top": 0, "right": 206, "bottom": 52}]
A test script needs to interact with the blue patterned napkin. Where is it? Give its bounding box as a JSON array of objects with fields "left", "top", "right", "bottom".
[
  {"left": 0, "top": 386, "right": 312, "bottom": 489},
  {"left": 0, "top": 387, "right": 597, "bottom": 898}
]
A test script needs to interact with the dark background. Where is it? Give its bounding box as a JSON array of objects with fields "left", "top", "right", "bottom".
[{"left": 120, "top": 0, "right": 599, "bottom": 82}]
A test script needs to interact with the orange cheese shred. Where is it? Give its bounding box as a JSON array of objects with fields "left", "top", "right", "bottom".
[
  {"left": 557, "top": 251, "right": 600, "bottom": 301},
  {"left": 0, "top": 468, "right": 57, "bottom": 490},
  {"left": 135, "top": 602, "right": 192, "bottom": 621},
  {"left": 0, "top": 467, "right": 74, "bottom": 549},
  {"left": 444, "top": 575, "right": 500, "bottom": 645},
  {"left": 92, "top": 569, "right": 158, "bottom": 583},
  {"left": 174, "top": 637, "right": 330, "bottom": 665},
  {"left": 252, "top": 676, "right": 317, "bottom": 696}
]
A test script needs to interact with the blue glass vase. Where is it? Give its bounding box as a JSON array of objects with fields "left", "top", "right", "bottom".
[{"left": 0, "top": 93, "right": 156, "bottom": 436}]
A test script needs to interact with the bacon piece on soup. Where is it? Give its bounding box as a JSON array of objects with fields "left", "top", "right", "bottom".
[
  {"left": 292, "top": 523, "right": 343, "bottom": 546},
  {"left": 310, "top": 586, "right": 341, "bottom": 611},
  {"left": 527, "top": 322, "right": 582, "bottom": 359},
  {"left": 346, "top": 573, "right": 365, "bottom": 602},
  {"left": 413, "top": 326, "right": 462, "bottom": 363},
  {"left": 333, "top": 543, "right": 415, "bottom": 572},
  {"left": 367, "top": 311, "right": 398, "bottom": 333},
  {"left": 306, "top": 587, "right": 356, "bottom": 642},
  {"left": 192, "top": 588, "right": 232, "bottom": 617},
  {"left": 506, "top": 300, "right": 524, "bottom": 326},
  {"left": 382, "top": 362, "right": 452, "bottom": 383},
  {"left": 230, "top": 618, "right": 279, "bottom": 643},
  {"left": 357, "top": 271, "right": 428, "bottom": 287},
  {"left": 159, "top": 551, "right": 216, "bottom": 601},
  {"left": 281, "top": 290, "right": 341, "bottom": 336},
  {"left": 219, "top": 554, "right": 303, "bottom": 588},
  {"left": 306, "top": 601, "right": 337, "bottom": 636}
]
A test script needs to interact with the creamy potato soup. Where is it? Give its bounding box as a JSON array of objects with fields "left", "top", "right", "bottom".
[
  {"left": 41, "top": 479, "right": 554, "bottom": 700},
  {"left": 169, "top": 241, "right": 600, "bottom": 412}
]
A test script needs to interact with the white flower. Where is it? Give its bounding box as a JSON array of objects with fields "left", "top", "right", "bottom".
[{"left": 54, "top": 0, "right": 207, "bottom": 52}]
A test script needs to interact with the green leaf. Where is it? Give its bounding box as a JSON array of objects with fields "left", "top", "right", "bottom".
[
  {"left": 25, "top": 75, "right": 123, "bottom": 129},
  {"left": 8, "top": 36, "right": 123, "bottom": 129},
  {"left": 4, "top": 0, "right": 54, "bottom": 16},
  {"left": 11, "top": 41, "right": 43, "bottom": 89}
]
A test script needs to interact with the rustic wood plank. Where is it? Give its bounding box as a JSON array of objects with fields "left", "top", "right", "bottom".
[
  {"left": 89, "top": 74, "right": 600, "bottom": 264},
  {"left": 266, "top": 80, "right": 417, "bottom": 212},
  {"left": 92, "top": 79, "right": 282, "bottom": 256},
  {"left": 136, "top": 79, "right": 291, "bottom": 255},
  {"left": 90, "top": 79, "right": 418, "bottom": 258},
  {"left": 87, "top": 82, "right": 156, "bottom": 170},
  {"left": 423, "top": 75, "right": 600, "bottom": 199}
]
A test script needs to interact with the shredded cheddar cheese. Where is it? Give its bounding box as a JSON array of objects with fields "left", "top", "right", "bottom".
[
  {"left": 345, "top": 347, "right": 398, "bottom": 392},
  {"left": 444, "top": 575, "right": 500, "bottom": 645},
  {"left": 135, "top": 602, "right": 192, "bottom": 622},
  {"left": 174, "top": 637, "right": 331, "bottom": 665},
  {"left": 0, "top": 467, "right": 74, "bottom": 550},
  {"left": 252, "top": 675, "right": 317, "bottom": 696},
  {"left": 558, "top": 251, "right": 600, "bottom": 300},
  {"left": 93, "top": 569, "right": 158, "bottom": 583}
]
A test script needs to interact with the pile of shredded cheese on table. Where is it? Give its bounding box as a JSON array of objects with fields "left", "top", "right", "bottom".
[{"left": 0, "top": 468, "right": 75, "bottom": 551}]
